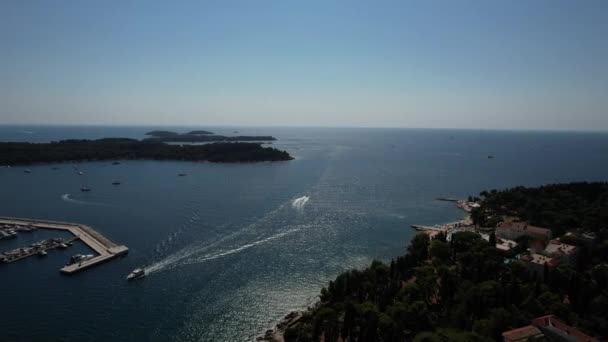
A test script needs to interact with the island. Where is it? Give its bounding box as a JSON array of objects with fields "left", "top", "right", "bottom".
[
  {"left": 186, "top": 130, "right": 214, "bottom": 135},
  {"left": 144, "top": 130, "right": 179, "bottom": 137},
  {"left": 0, "top": 138, "right": 293, "bottom": 165},
  {"left": 144, "top": 129, "right": 275, "bottom": 143},
  {"left": 276, "top": 182, "right": 607, "bottom": 342}
]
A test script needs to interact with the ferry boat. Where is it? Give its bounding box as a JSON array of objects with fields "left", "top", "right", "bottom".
[{"left": 127, "top": 268, "right": 145, "bottom": 281}]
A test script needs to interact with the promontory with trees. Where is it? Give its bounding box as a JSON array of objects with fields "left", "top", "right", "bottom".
[
  {"left": 0, "top": 138, "right": 292, "bottom": 165},
  {"left": 281, "top": 182, "right": 607, "bottom": 342}
]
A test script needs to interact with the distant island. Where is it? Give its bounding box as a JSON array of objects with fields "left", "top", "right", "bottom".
[
  {"left": 186, "top": 130, "right": 214, "bottom": 135},
  {"left": 144, "top": 130, "right": 180, "bottom": 137},
  {"left": 0, "top": 138, "right": 292, "bottom": 165},
  {"left": 144, "top": 130, "right": 275, "bottom": 143},
  {"left": 277, "top": 182, "right": 607, "bottom": 342}
]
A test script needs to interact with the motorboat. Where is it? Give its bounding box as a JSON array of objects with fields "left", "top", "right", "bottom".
[
  {"left": 127, "top": 268, "right": 146, "bottom": 281},
  {"left": 66, "top": 254, "right": 94, "bottom": 266},
  {"left": 24, "top": 169, "right": 31, "bottom": 173},
  {"left": 38, "top": 250, "right": 47, "bottom": 257},
  {"left": 112, "top": 181, "right": 121, "bottom": 185},
  {"left": 178, "top": 173, "right": 187, "bottom": 176},
  {"left": 81, "top": 187, "right": 91, "bottom": 192}
]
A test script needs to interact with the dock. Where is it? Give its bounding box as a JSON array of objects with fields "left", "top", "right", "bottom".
[{"left": 0, "top": 216, "right": 128, "bottom": 274}]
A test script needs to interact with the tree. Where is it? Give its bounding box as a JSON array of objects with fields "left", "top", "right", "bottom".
[
  {"left": 408, "top": 234, "right": 430, "bottom": 265},
  {"left": 489, "top": 231, "right": 496, "bottom": 247}
]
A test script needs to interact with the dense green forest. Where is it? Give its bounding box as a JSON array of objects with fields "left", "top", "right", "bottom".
[
  {"left": 285, "top": 183, "right": 608, "bottom": 341},
  {"left": 471, "top": 182, "right": 608, "bottom": 235},
  {"left": 0, "top": 138, "right": 292, "bottom": 164}
]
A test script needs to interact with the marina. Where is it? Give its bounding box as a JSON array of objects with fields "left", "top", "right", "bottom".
[
  {"left": 0, "top": 217, "right": 128, "bottom": 274},
  {"left": 0, "top": 237, "right": 77, "bottom": 263}
]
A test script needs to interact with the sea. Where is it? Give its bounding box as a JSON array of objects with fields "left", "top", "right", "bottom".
[{"left": 0, "top": 126, "right": 606, "bottom": 341}]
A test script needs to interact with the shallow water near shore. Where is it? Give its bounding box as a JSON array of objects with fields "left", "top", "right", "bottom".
[{"left": 1, "top": 126, "right": 607, "bottom": 341}]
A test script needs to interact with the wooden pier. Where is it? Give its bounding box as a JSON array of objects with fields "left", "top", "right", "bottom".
[{"left": 0, "top": 216, "right": 128, "bottom": 274}]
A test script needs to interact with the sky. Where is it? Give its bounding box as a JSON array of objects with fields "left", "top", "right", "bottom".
[{"left": 1, "top": 0, "right": 607, "bottom": 130}]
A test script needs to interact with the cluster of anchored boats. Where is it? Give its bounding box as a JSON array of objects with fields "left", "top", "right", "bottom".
[{"left": 0, "top": 238, "right": 73, "bottom": 263}]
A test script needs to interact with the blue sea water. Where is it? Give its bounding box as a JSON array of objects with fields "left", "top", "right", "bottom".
[{"left": 0, "top": 126, "right": 606, "bottom": 341}]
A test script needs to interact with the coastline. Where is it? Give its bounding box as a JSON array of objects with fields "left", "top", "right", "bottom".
[{"left": 257, "top": 198, "right": 474, "bottom": 341}]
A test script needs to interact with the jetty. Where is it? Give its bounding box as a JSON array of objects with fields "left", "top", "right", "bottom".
[{"left": 0, "top": 217, "right": 128, "bottom": 274}]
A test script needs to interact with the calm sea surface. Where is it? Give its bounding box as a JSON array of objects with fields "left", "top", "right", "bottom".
[{"left": 0, "top": 126, "right": 606, "bottom": 341}]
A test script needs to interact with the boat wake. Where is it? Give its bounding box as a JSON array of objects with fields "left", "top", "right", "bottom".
[
  {"left": 61, "top": 193, "right": 108, "bottom": 206},
  {"left": 178, "top": 228, "right": 300, "bottom": 267},
  {"left": 145, "top": 197, "right": 306, "bottom": 275},
  {"left": 146, "top": 227, "right": 300, "bottom": 274},
  {"left": 292, "top": 196, "right": 310, "bottom": 211}
]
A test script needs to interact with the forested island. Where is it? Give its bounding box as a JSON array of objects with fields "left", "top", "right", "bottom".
[
  {"left": 0, "top": 138, "right": 292, "bottom": 165},
  {"left": 144, "top": 130, "right": 275, "bottom": 143},
  {"left": 281, "top": 182, "right": 607, "bottom": 342}
]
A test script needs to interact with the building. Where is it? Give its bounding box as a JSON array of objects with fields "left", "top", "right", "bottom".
[
  {"left": 496, "top": 237, "right": 518, "bottom": 252},
  {"left": 503, "top": 315, "right": 598, "bottom": 342},
  {"left": 531, "top": 315, "right": 598, "bottom": 342},
  {"left": 544, "top": 239, "right": 577, "bottom": 265},
  {"left": 496, "top": 221, "right": 552, "bottom": 241},
  {"left": 502, "top": 325, "right": 545, "bottom": 342},
  {"left": 520, "top": 253, "right": 559, "bottom": 280}
]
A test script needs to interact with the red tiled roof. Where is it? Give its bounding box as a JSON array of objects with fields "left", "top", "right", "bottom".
[
  {"left": 502, "top": 325, "right": 543, "bottom": 341},
  {"left": 532, "top": 315, "right": 599, "bottom": 342}
]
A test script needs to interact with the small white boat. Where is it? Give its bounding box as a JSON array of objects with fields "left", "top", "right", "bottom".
[
  {"left": 77, "top": 171, "right": 84, "bottom": 175},
  {"left": 38, "top": 250, "right": 48, "bottom": 257},
  {"left": 127, "top": 268, "right": 146, "bottom": 281},
  {"left": 24, "top": 169, "right": 31, "bottom": 173}
]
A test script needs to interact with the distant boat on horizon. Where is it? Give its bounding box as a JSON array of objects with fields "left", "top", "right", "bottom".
[
  {"left": 112, "top": 181, "right": 121, "bottom": 185},
  {"left": 178, "top": 173, "right": 187, "bottom": 177},
  {"left": 80, "top": 187, "right": 91, "bottom": 192}
]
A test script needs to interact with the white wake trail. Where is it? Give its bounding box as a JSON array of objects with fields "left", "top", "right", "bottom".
[
  {"left": 61, "top": 193, "right": 107, "bottom": 206},
  {"left": 145, "top": 202, "right": 291, "bottom": 274},
  {"left": 179, "top": 228, "right": 300, "bottom": 266},
  {"left": 292, "top": 196, "right": 310, "bottom": 210}
]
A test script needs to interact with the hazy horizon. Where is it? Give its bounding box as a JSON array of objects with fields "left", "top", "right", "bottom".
[{"left": 2, "top": 0, "right": 607, "bottom": 131}]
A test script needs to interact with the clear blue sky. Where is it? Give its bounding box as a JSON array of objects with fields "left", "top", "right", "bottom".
[{"left": 1, "top": 0, "right": 607, "bottom": 130}]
